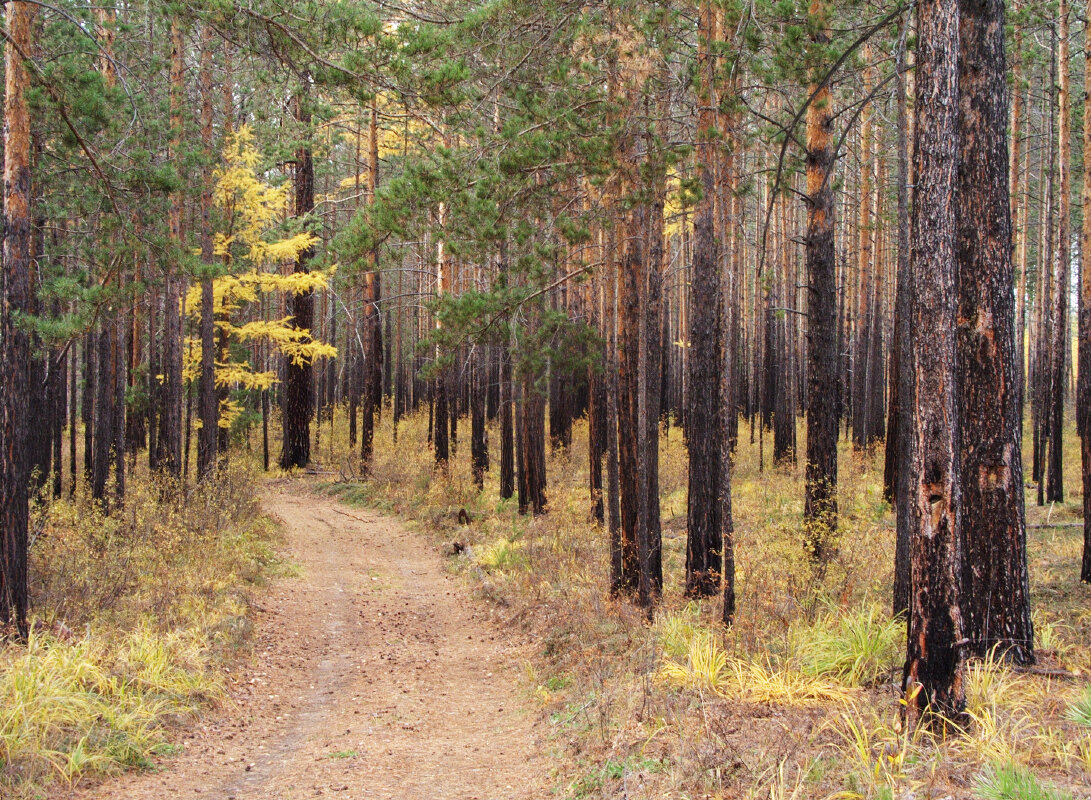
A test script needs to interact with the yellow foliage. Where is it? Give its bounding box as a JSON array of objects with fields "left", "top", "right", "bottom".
[
  {"left": 663, "top": 174, "right": 690, "bottom": 240},
  {"left": 212, "top": 126, "right": 319, "bottom": 268},
  {"left": 182, "top": 126, "right": 338, "bottom": 429}
]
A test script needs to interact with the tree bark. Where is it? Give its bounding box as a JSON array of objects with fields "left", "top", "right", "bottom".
[
  {"left": 1047, "top": 0, "right": 1070, "bottom": 503},
  {"left": 803, "top": 0, "right": 839, "bottom": 559},
  {"left": 159, "top": 20, "right": 186, "bottom": 479},
  {"left": 904, "top": 0, "right": 966, "bottom": 725},
  {"left": 685, "top": 0, "right": 723, "bottom": 598},
  {"left": 197, "top": 23, "right": 218, "bottom": 480},
  {"left": 890, "top": 23, "right": 913, "bottom": 617},
  {"left": 1082, "top": 15, "right": 1091, "bottom": 583},
  {"left": 0, "top": 0, "right": 33, "bottom": 635},
  {"left": 280, "top": 92, "right": 316, "bottom": 470},
  {"left": 955, "top": 0, "right": 1034, "bottom": 663},
  {"left": 361, "top": 102, "right": 382, "bottom": 473}
]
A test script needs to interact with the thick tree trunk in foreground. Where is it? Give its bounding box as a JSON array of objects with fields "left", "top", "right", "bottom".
[
  {"left": 955, "top": 0, "right": 1033, "bottom": 663},
  {"left": 0, "top": 0, "right": 33, "bottom": 635},
  {"left": 803, "top": 0, "right": 839, "bottom": 560},
  {"left": 904, "top": 0, "right": 966, "bottom": 726}
]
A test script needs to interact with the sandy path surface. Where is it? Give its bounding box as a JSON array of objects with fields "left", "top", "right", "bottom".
[{"left": 73, "top": 483, "right": 549, "bottom": 800}]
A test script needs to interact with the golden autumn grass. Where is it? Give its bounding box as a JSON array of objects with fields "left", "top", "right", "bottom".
[
  {"left": 0, "top": 462, "right": 285, "bottom": 798},
  {"left": 322, "top": 406, "right": 1091, "bottom": 800}
]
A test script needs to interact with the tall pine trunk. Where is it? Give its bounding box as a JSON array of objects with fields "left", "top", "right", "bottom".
[
  {"left": 0, "top": 0, "right": 33, "bottom": 636},
  {"left": 197, "top": 23, "right": 218, "bottom": 480},
  {"left": 1047, "top": 1, "right": 1070, "bottom": 503},
  {"left": 280, "top": 93, "right": 316, "bottom": 470},
  {"left": 1081, "top": 14, "right": 1091, "bottom": 583},
  {"left": 955, "top": 0, "right": 1033, "bottom": 664},
  {"left": 904, "top": 0, "right": 966, "bottom": 725},
  {"left": 803, "top": 0, "right": 839, "bottom": 558},
  {"left": 889, "top": 23, "right": 913, "bottom": 617},
  {"left": 685, "top": 1, "right": 723, "bottom": 598}
]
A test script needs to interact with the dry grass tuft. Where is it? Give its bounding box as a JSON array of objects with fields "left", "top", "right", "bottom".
[{"left": 1, "top": 460, "right": 282, "bottom": 797}]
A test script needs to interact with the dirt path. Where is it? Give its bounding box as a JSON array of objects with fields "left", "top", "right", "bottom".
[{"left": 75, "top": 483, "right": 550, "bottom": 800}]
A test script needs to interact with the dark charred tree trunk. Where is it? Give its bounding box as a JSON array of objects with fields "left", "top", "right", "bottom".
[
  {"left": 1081, "top": 6, "right": 1091, "bottom": 583},
  {"left": 522, "top": 382, "right": 547, "bottom": 515},
  {"left": 449, "top": 368, "right": 458, "bottom": 457},
  {"left": 280, "top": 93, "right": 316, "bottom": 470},
  {"left": 686, "top": 4, "right": 723, "bottom": 598},
  {"left": 113, "top": 319, "right": 126, "bottom": 505},
  {"left": 261, "top": 388, "right": 270, "bottom": 471},
  {"left": 1033, "top": 68, "right": 1055, "bottom": 504},
  {"left": 548, "top": 360, "right": 570, "bottom": 451},
  {"left": 605, "top": 249, "right": 623, "bottom": 594},
  {"left": 361, "top": 104, "right": 382, "bottom": 472},
  {"left": 617, "top": 193, "right": 642, "bottom": 595},
  {"left": 83, "top": 333, "right": 95, "bottom": 483},
  {"left": 470, "top": 347, "right": 488, "bottom": 489},
  {"left": 147, "top": 286, "right": 159, "bottom": 473},
  {"left": 52, "top": 346, "right": 66, "bottom": 498},
  {"left": 68, "top": 345, "right": 77, "bottom": 495},
  {"left": 803, "top": 0, "right": 839, "bottom": 560},
  {"left": 1047, "top": 3, "right": 1070, "bottom": 504},
  {"left": 890, "top": 23, "right": 913, "bottom": 617},
  {"left": 904, "top": 0, "right": 966, "bottom": 726},
  {"left": 588, "top": 355, "right": 606, "bottom": 525},
  {"left": 641, "top": 196, "right": 665, "bottom": 606},
  {"left": 92, "top": 326, "right": 115, "bottom": 503},
  {"left": 955, "top": 0, "right": 1033, "bottom": 664},
  {"left": 360, "top": 270, "right": 379, "bottom": 472},
  {"left": 197, "top": 274, "right": 217, "bottom": 479},
  {"left": 499, "top": 348, "right": 514, "bottom": 498},
  {"left": 1, "top": 0, "right": 33, "bottom": 636},
  {"left": 773, "top": 299, "right": 794, "bottom": 464},
  {"left": 434, "top": 371, "right": 449, "bottom": 467},
  {"left": 159, "top": 20, "right": 186, "bottom": 480},
  {"left": 196, "top": 24, "right": 217, "bottom": 481}
]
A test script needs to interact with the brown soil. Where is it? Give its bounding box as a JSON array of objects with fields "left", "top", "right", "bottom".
[{"left": 73, "top": 482, "right": 550, "bottom": 800}]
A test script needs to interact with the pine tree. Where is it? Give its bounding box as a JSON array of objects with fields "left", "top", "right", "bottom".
[{"left": 904, "top": 0, "right": 966, "bottom": 725}]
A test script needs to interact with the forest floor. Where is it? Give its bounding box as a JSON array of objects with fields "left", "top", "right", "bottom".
[{"left": 67, "top": 480, "right": 551, "bottom": 800}]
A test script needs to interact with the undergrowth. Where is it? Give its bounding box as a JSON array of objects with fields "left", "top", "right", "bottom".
[
  {"left": 321, "top": 409, "right": 1091, "bottom": 799},
  {"left": 1, "top": 461, "right": 282, "bottom": 797}
]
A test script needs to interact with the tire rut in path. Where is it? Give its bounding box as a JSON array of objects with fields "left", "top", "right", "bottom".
[{"left": 74, "top": 483, "right": 549, "bottom": 800}]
